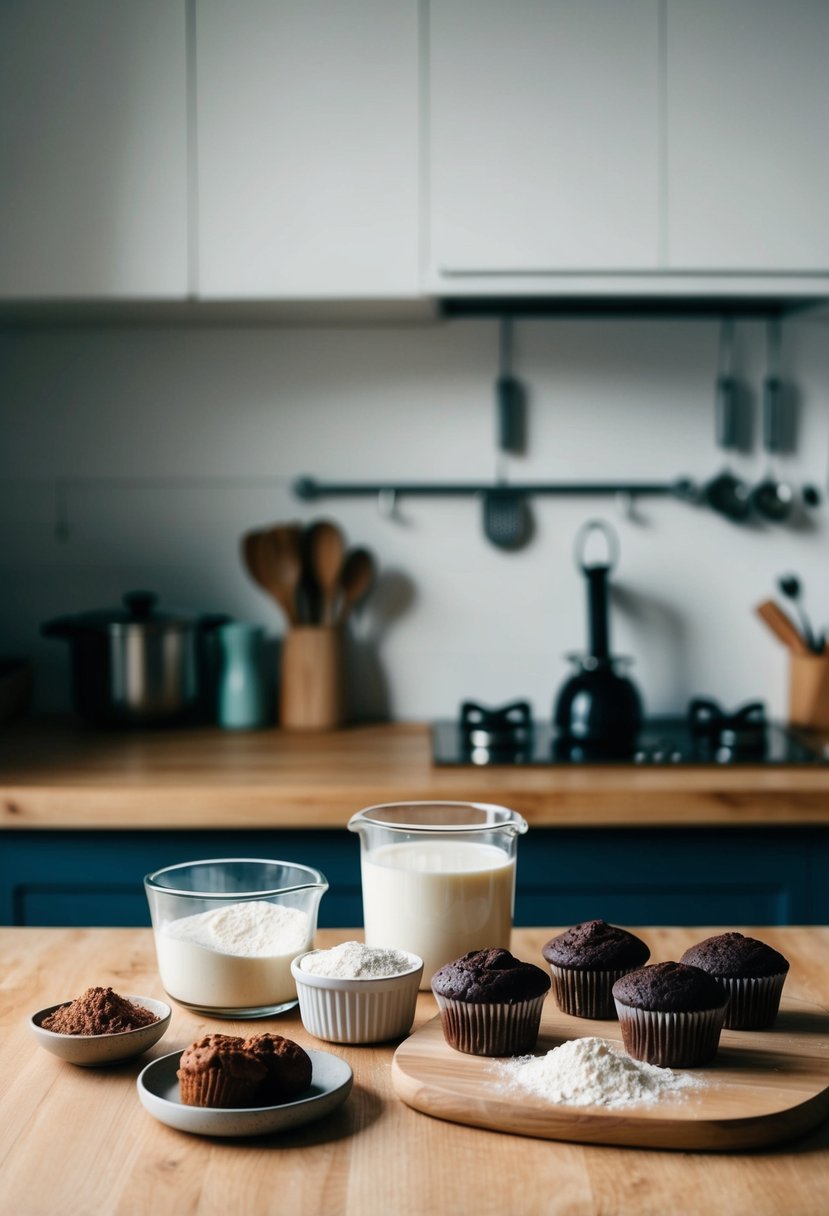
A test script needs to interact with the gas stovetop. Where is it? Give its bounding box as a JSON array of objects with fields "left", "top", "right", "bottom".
[{"left": 432, "top": 700, "right": 829, "bottom": 766}]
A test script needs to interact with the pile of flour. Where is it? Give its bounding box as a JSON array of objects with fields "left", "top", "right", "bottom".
[
  {"left": 299, "top": 940, "right": 414, "bottom": 979},
  {"left": 155, "top": 900, "right": 311, "bottom": 1008},
  {"left": 164, "top": 900, "right": 310, "bottom": 957},
  {"left": 500, "top": 1037, "right": 703, "bottom": 1108}
]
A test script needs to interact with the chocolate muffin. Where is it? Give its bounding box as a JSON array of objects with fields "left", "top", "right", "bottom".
[
  {"left": 680, "top": 932, "right": 790, "bottom": 1029},
  {"left": 243, "top": 1033, "right": 312, "bottom": 1102},
  {"left": 612, "top": 961, "right": 728, "bottom": 1067},
  {"left": 431, "top": 947, "right": 551, "bottom": 1057},
  {"left": 542, "top": 920, "right": 650, "bottom": 1019},
  {"left": 177, "top": 1034, "right": 267, "bottom": 1108}
]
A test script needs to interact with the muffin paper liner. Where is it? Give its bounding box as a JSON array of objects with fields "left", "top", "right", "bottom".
[
  {"left": 432, "top": 992, "right": 547, "bottom": 1057},
  {"left": 178, "top": 1071, "right": 256, "bottom": 1109},
  {"left": 718, "top": 972, "right": 788, "bottom": 1029},
  {"left": 614, "top": 1000, "right": 726, "bottom": 1068},
  {"left": 548, "top": 964, "right": 634, "bottom": 1020}
]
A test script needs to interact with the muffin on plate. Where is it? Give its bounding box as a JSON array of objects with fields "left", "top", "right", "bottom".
[
  {"left": 431, "top": 947, "right": 551, "bottom": 1057},
  {"left": 542, "top": 920, "right": 650, "bottom": 1020},
  {"left": 243, "top": 1033, "right": 312, "bottom": 1102},
  {"left": 679, "top": 932, "right": 789, "bottom": 1029},
  {"left": 612, "top": 961, "right": 728, "bottom": 1068},
  {"left": 177, "top": 1033, "right": 267, "bottom": 1108}
]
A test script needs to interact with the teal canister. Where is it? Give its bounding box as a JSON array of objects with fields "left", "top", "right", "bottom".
[{"left": 216, "top": 622, "right": 268, "bottom": 729}]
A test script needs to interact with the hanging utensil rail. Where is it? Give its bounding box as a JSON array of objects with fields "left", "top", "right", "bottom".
[{"left": 294, "top": 476, "right": 696, "bottom": 501}]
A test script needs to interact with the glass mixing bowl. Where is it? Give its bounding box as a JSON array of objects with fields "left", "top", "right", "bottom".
[{"left": 144, "top": 858, "right": 328, "bottom": 1018}]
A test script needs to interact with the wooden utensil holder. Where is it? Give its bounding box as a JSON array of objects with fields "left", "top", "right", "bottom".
[
  {"left": 280, "top": 626, "right": 345, "bottom": 731},
  {"left": 788, "top": 652, "right": 829, "bottom": 730}
]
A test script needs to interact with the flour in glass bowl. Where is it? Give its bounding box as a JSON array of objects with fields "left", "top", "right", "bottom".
[
  {"left": 500, "top": 1037, "right": 703, "bottom": 1108},
  {"left": 155, "top": 900, "right": 312, "bottom": 1009}
]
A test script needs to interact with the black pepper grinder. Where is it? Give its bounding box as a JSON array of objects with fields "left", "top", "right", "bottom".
[{"left": 553, "top": 519, "right": 643, "bottom": 757}]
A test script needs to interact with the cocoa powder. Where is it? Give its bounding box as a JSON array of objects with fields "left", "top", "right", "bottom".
[{"left": 42, "top": 987, "right": 159, "bottom": 1035}]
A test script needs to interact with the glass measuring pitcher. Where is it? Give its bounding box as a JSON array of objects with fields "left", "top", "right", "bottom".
[{"left": 348, "top": 802, "right": 528, "bottom": 988}]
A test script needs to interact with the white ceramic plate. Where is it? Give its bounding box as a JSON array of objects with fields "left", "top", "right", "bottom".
[
  {"left": 30, "top": 996, "right": 171, "bottom": 1066},
  {"left": 137, "top": 1048, "right": 353, "bottom": 1137}
]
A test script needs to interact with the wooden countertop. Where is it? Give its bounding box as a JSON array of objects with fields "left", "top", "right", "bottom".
[
  {"left": 2, "top": 719, "right": 829, "bottom": 831},
  {"left": 2, "top": 926, "right": 827, "bottom": 1216}
]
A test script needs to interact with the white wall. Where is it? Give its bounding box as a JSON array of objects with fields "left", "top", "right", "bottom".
[{"left": 2, "top": 314, "right": 828, "bottom": 722}]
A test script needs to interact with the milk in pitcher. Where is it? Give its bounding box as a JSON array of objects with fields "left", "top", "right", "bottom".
[{"left": 361, "top": 839, "right": 515, "bottom": 985}]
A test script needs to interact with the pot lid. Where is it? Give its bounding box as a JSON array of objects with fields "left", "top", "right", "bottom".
[{"left": 45, "top": 591, "right": 198, "bottom": 633}]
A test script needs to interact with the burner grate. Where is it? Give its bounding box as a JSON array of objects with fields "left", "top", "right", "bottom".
[
  {"left": 459, "top": 700, "right": 533, "bottom": 753},
  {"left": 688, "top": 698, "right": 767, "bottom": 759}
]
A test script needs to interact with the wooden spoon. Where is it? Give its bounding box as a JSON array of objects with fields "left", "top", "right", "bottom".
[
  {"left": 338, "top": 547, "right": 376, "bottom": 622},
  {"left": 307, "top": 520, "right": 346, "bottom": 625}
]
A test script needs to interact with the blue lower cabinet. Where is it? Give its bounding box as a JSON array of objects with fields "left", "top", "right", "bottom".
[
  {"left": 806, "top": 832, "right": 829, "bottom": 922},
  {"left": 0, "top": 831, "right": 364, "bottom": 929},
  {"left": 0, "top": 826, "right": 823, "bottom": 928},
  {"left": 515, "top": 829, "right": 811, "bottom": 927}
]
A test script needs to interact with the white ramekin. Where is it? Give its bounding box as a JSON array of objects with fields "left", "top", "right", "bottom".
[{"left": 290, "top": 949, "right": 423, "bottom": 1044}]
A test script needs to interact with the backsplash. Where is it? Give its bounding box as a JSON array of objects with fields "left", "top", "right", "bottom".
[{"left": 2, "top": 315, "right": 828, "bottom": 721}]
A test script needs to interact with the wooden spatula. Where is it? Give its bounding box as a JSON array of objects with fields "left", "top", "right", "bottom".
[
  {"left": 755, "top": 600, "right": 811, "bottom": 655},
  {"left": 241, "top": 526, "right": 301, "bottom": 626}
]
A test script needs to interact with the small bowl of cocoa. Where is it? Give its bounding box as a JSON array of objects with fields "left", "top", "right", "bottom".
[{"left": 29, "top": 986, "right": 171, "bottom": 1067}]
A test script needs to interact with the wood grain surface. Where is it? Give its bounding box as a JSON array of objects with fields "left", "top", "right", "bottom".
[
  {"left": 2, "top": 719, "right": 829, "bottom": 830},
  {"left": 393, "top": 998, "right": 829, "bottom": 1150},
  {"left": 1, "top": 927, "right": 829, "bottom": 1216}
]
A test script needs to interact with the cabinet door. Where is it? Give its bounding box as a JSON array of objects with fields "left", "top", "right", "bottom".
[
  {"left": 197, "top": 0, "right": 420, "bottom": 298},
  {"left": 667, "top": 0, "right": 829, "bottom": 272},
  {"left": 1, "top": 830, "right": 363, "bottom": 927},
  {"left": 0, "top": 0, "right": 188, "bottom": 298},
  {"left": 428, "top": 0, "right": 660, "bottom": 278}
]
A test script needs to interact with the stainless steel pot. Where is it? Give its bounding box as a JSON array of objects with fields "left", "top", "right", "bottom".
[{"left": 42, "top": 591, "right": 220, "bottom": 726}]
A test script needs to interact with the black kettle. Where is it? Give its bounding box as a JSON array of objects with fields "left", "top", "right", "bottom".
[{"left": 553, "top": 520, "right": 643, "bottom": 757}]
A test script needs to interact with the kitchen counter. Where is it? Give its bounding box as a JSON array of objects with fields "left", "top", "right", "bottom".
[
  {"left": 2, "top": 925, "right": 827, "bottom": 1216},
  {"left": 2, "top": 718, "right": 829, "bottom": 830}
]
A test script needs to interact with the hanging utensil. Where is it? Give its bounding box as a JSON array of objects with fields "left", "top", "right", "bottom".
[
  {"left": 751, "top": 319, "right": 794, "bottom": 523},
  {"left": 307, "top": 518, "right": 346, "bottom": 625},
  {"left": 482, "top": 317, "right": 532, "bottom": 550},
  {"left": 338, "top": 546, "right": 376, "bottom": 623},
  {"left": 704, "top": 320, "right": 751, "bottom": 522}
]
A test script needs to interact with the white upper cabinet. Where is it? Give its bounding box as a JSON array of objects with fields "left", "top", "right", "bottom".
[
  {"left": 666, "top": 0, "right": 829, "bottom": 273},
  {"left": 0, "top": 0, "right": 188, "bottom": 298},
  {"left": 427, "top": 0, "right": 829, "bottom": 293},
  {"left": 3, "top": 1, "right": 827, "bottom": 304},
  {"left": 427, "top": 0, "right": 661, "bottom": 281},
  {"left": 196, "top": 0, "right": 420, "bottom": 298}
]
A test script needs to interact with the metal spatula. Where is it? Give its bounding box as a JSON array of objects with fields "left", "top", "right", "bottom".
[{"left": 482, "top": 319, "right": 532, "bottom": 550}]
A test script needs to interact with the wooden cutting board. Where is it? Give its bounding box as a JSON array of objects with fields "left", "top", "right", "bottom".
[{"left": 392, "top": 996, "right": 829, "bottom": 1150}]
